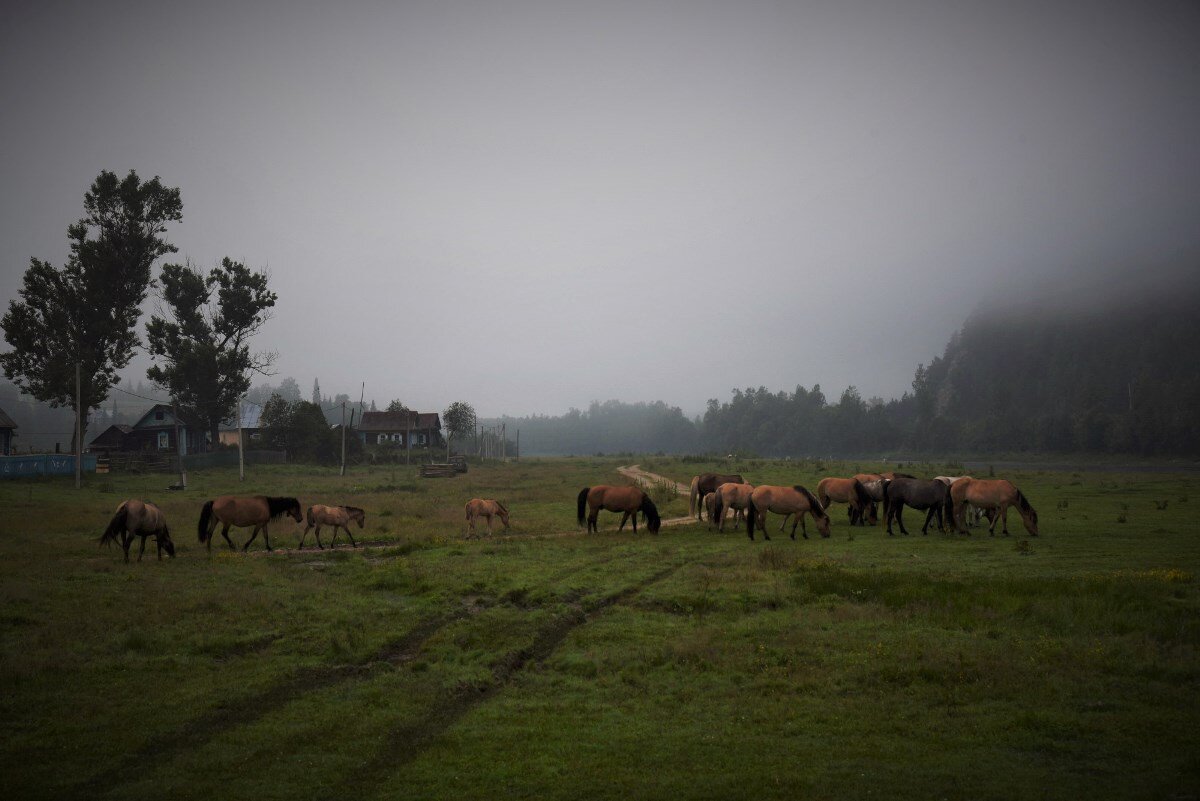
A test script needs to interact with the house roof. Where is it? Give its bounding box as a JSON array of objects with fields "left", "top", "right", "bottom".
[
  {"left": 358, "top": 411, "right": 441, "bottom": 432},
  {"left": 0, "top": 405, "right": 16, "bottom": 429},
  {"left": 89, "top": 424, "right": 133, "bottom": 445},
  {"left": 220, "top": 403, "right": 262, "bottom": 431}
]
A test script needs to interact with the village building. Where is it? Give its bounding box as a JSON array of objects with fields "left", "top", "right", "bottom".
[
  {"left": 357, "top": 410, "right": 442, "bottom": 448},
  {"left": 0, "top": 405, "right": 16, "bottom": 455},
  {"left": 86, "top": 403, "right": 206, "bottom": 454},
  {"left": 218, "top": 403, "right": 263, "bottom": 447}
]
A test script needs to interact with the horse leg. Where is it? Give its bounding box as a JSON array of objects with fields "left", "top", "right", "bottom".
[
  {"left": 896, "top": 505, "right": 909, "bottom": 536},
  {"left": 1001, "top": 504, "right": 1010, "bottom": 536},
  {"left": 137, "top": 534, "right": 148, "bottom": 562},
  {"left": 298, "top": 524, "right": 311, "bottom": 550},
  {"left": 220, "top": 523, "right": 235, "bottom": 550},
  {"left": 790, "top": 514, "right": 801, "bottom": 541},
  {"left": 921, "top": 507, "right": 934, "bottom": 535},
  {"left": 343, "top": 525, "right": 358, "bottom": 547},
  {"left": 466, "top": 515, "right": 476, "bottom": 538},
  {"left": 121, "top": 532, "right": 132, "bottom": 563},
  {"left": 243, "top": 525, "right": 261, "bottom": 551},
  {"left": 618, "top": 511, "right": 630, "bottom": 531},
  {"left": 328, "top": 525, "right": 339, "bottom": 548},
  {"left": 261, "top": 524, "right": 273, "bottom": 551},
  {"left": 588, "top": 511, "right": 598, "bottom": 534}
]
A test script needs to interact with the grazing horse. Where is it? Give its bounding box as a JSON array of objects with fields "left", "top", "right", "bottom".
[
  {"left": 465, "top": 498, "right": 510, "bottom": 537},
  {"left": 880, "top": 471, "right": 916, "bottom": 480},
  {"left": 299, "top": 505, "right": 366, "bottom": 549},
  {"left": 816, "top": 477, "right": 876, "bottom": 526},
  {"left": 99, "top": 500, "right": 175, "bottom": 563},
  {"left": 689, "top": 473, "right": 746, "bottom": 520},
  {"left": 710, "top": 482, "right": 754, "bottom": 532},
  {"left": 745, "top": 485, "right": 829, "bottom": 541},
  {"left": 578, "top": 486, "right": 661, "bottom": 534},
  {"left": 198, "top": 495, "right": 303, "bottom": 552},
  {"left": 948, "top": 478, "right": 1038, "bottom": 536},
  {"left": 882, "top": 478, "right": 950, "bottom": 536},
  {"left": 935, "top": 476, "right": 986, "bottom": 528}
]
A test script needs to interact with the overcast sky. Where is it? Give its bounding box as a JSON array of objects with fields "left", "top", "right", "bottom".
[{"left": 2, "top": 0, "right": 1198, "bottom": 417}]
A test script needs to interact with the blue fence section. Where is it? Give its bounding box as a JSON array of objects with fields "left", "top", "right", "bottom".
[{"left": 0, "top": 454, "right": 98, "bottom": 478}]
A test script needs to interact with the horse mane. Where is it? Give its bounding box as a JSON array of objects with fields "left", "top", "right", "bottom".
[
  {"left": 1016, "top": 490, "right": 1034, "bottom": 515},
  {"left": 639, "top": 494, "right": 661, "bottom": 531},
  {"left": 264, "top": 496, "right": 300, "bottom": 519},
  {"left": 493, "top": 501, "right": 508, "bottom": 515},
  {"left": 793, "top": 485, "right": 826, "bottom": 518},
  {"left": 342, "top": 505, "right": 365, "bottom": 517}
]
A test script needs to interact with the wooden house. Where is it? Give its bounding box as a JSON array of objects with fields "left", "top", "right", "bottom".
[
  {"left": 123, "top": 404, "right": 206, "bottom": 455},
  {"left": 357, "top": 411, "right": 442, "bottom": 448},
  {"left": 0, "top": 405, "right": 15, "bottom": 455},
  {"left": 218, "top": 403, "right": 263, "bottom": 447},
  {"left": 88, "top": 424, "right": 133, "bottom": 453}
]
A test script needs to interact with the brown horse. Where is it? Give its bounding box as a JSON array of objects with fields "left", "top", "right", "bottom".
[
  {"left": 948, "top": 478, "right": 1038, "bottom": 536},
  {"left": 99, "top": 499, "right": 175, "bottom": 563},
  {"left": 935, "top": 476, "right": 987, "bottom": 528},
  {"left": 198, "top": 495, "right": 303, "bottom": 552},
  {"left": 689, "top": 473, "right": 746, "bottom": 520},
  {"left": 745, "top": 485, "right": 830, "bottom": 541},
  {"left": 710, "top": 481, "right": 754, "bottom": 532},
  {"left": 578, "top": 485, "right": 661, "bottom": 534},
  {"left": 465, "top": 498, "right": 510, "bottom": 537},
  {"left": 299, "top": 505, "right": 366, "bottom": 549},
  {"left": 816, "top": 477, "right": 876, "bottom": 526}
]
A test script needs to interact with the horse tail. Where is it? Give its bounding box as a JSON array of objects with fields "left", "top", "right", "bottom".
[
  {"left": 99, "top": 503, "right": 128, "bottom": 547},
  {"left": 640, "top": 495, "right": 662, "bottom": 533},
  {"left": 881, "top": 479, "right": 892, "bottom": 520},
  {"left": 712, "top": 493, "right": 724, "bottom": 526},
  {"left": 852, "top": 479, "right": 871, "bottom": 511},
  {"left": 198, "top": 500, "right": 214, "bottom": 542},
  {"left": 746, "top": 498, "right": 757, "bottom": 537},
  {"left": 577, "top": 488, "right": 590, "bottom": 527},
  {"left": 943, "top": 484, "right": 957, "bottom": 531},
  {"left": 688, "top": 476, "right": 699, "bottom": 517}
]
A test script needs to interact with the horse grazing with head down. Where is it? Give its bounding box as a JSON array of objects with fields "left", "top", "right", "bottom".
[
  {"left": 578, "top": 485, "right": 661, "bottom": 534},
  {"left": 465, "top": 498, "right": 510, "bottom": 537},
  {"left": 689, "top": 473, "right": 745, "bottom": 520},
  {"left": 100, "top": 499, "right": 175, "bottom": 563},
  {"left": 198, "top": 495, "right": 303, "bottom": 552},
  {"left": 709, "top": 482, "right": 754, "bottom": 532},
  {"left": 744, "top": 485, "right": 829, "bottom": 541},
  {"left": 882, "top": 478, "right": 950, "bottom": 536},
  {"left": 299, "top": 505, "right": 366, "bottom": 549},
  {"left": 816, "top": 477, "right": 877, "bottom": 526},
  {"left": 948, "top": 478, "right": 1038, "bottom": 536}
]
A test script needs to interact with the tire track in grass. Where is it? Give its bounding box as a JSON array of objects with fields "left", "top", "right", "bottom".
[
  {"left": 321, "top": 557, "right": 692, "bottom": 801},
  {"left": 75, "top": 544, "right": 631, "bottom": 798}
]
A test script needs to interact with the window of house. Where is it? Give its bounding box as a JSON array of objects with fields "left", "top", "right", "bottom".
[{"left": 157, "top": 432, "right": 169, "bottom": 450}]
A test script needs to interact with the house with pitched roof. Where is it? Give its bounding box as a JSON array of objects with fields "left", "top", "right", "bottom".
[
  {"left": 0, "top": 405, "right": 16, "bottom": 455},
  {"left": 357, "top": 410, "right": 442, "bottom": 448}
]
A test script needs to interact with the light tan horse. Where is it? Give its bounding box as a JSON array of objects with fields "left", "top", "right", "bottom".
[
  {"left": 689, "top": 473, "right": 746, "bottom": 520},
  {"left": 465, "top": 498, "right": 510, "bottom": 537},
  {"left": 577, "top": 485, "right": 661, "bottom": 534},
  {"left": 745, "top": 485, "right": 830, "bottom": 541},
  {"left": 949, "top": 478, "right": 1038, "bottom": 536},
  {"left": 710, "top": 482, "right": 754, "bottom": 532},
  {"left": 816, "top": 477, "right": 876, "bottom": 525},
  {"left": 935, "top": 476, "right": 985, "bottom": 528},
  {"left": 299, "top": 505, "right": 366, "bottom": 549},
  {"left": 198, "top": 495, "right": 303, "bottom": 552},
  {"left": 99, "top": 499, "right": 175, "bottom": 563}
]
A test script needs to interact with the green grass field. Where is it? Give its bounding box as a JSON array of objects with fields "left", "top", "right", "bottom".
[{"left": 1, "top": 457, "right": 1197, "bottom": 800}]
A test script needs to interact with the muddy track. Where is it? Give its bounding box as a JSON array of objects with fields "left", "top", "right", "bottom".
[{"left": 320, "top": 558, "right": 691, "bottom": 801}]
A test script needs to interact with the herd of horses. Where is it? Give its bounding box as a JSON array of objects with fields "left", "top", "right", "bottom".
[
  {"left": 97, "top": 470, "right": 1037, "bottom": 563},
  {"left": 688, "top": 471, "right": 1038, "bottom": 540}
]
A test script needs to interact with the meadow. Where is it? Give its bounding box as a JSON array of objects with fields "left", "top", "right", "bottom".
[{"left": 0, "top": 456, "right": 1197, "bottom": 800}]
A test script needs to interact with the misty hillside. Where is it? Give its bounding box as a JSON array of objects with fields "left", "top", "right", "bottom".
[{"left": 913, "top": 285, "right": 1200, "bottom": 455}]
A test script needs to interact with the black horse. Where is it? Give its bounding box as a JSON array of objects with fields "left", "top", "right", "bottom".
[{"left": 882, "top": 478, "right": 951, "bottom": 536}]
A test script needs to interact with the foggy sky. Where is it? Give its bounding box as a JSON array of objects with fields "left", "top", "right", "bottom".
[{"left": 2, "top": 0, "right": 1198, "bottom": 417}]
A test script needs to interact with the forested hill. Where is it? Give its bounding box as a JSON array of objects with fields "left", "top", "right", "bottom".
[{"left": 911, "top": 283, "right": 1200, "bottom": 455}]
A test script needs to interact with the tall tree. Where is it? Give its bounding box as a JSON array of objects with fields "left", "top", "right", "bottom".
[
  {"left": 443, "top": 400, "right": 476, "bottom": 454},
  {"left": 0, "top": 170, "right": 182, "bottom": 450},
  {"left": 386, "top": 399, "right": 410, "bottom": 413},
  {"left": 146, "top": 258, "right": 277, "bottom": 445}
]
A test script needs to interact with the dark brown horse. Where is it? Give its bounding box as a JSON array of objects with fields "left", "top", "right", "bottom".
[
  {"left": 578, "top": 485, "right": 661, "bottom": 534},
  {"left": 882, "top": 478, "right": 950, "bottom": 536},
  {"left": 99, "top": 499, "right": 175, "bottom": 563},
  {"left": 689, "top": 473, "right": 746, "bottom": 520},
  {"left": 299, "top": 505, "right": 366, "bottom": 549},
  {"left": 198, "top": 495, "right": 303, "bottom": 552},
  {"left": 744, "top": 485, "right": 830, "bottom": 541}
]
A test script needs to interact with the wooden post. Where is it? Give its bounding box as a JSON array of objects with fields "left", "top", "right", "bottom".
[
  {"left": 74, "top": 360, "right": 81, "bottom": 489},
  {"left": 501, "top": 422, "right": 506, "bottom": 460},
  {"left": 237, "top": 398, "right": 245, "bottom": 482},
  {"left": 406, "top": 411, "right": 411, "bottom": 466},
  {"left": 516, "top": 428, "right": 519, "bottom": 461},
  {"left": 339, "top": 400, "right": 347, "bottom": 477},
  {"left": 172, "top": 400, "right": 187, "bottom": 489}
]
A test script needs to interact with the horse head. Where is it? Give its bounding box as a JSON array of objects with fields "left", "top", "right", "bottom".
[
  {"left": 495, "top": 502, "right": 511, "bottom": 529},
  {"left": 159, "top": 527, "right": 176, "bottom": 557},
  {"left": 288, "top": 501, "right": 304, "bottom": 523},
  {"left": 349, "top": 507, "right": 366, "bottom": 528}
]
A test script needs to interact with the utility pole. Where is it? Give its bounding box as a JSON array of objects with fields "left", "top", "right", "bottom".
[
  {"left": 340, "top": 400, "right": 347, "bottom": 476},
  {"left": 172, "top": 400, "right": 187, "bottom": 489},
  {"left": 74, "top": 360, "right": 81, "bottom": 489},
  {"left": 501, "top": 422, "right": 506, "bottom": 461},
  {"left": 237, "top": 397, "right": 245, "bottom": 482},
  {"left": 516, "top": 428, "right": 520, "bottom": 462},
  {"left": 406, "top": 411, "right": 411, "bottom": 465}
]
